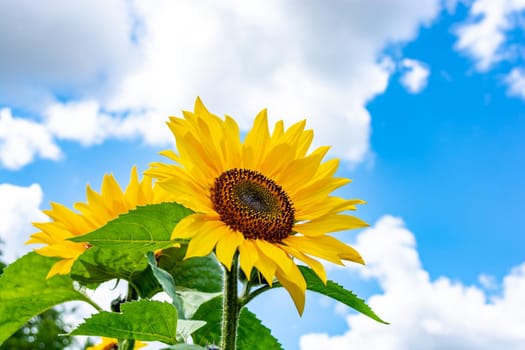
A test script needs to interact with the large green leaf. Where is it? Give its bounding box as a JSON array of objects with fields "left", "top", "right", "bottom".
[
  {"left": 0, "top": 253, "right": 91, "bottom": 344},
  {"left": 69, "top": 202, "right": 192, "bottom": 250},
  {"left": 157, "top": 247, "right": 223, "bottom": 293},
  {"left": 70, "top": 246, "right": 149, "bottom": 288},
  {"left": 192, "top": 296, "right": 283, "bottom": 350},
  {"left": 300, "top": 266, "right": 388, "bottom": 324},
  {"left": 70, "top": 300, "right": 179, "bottom": 344}
]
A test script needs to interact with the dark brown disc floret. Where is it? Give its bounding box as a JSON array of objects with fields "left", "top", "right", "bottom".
[{"left": 211, "top": 168, "right": 295, "bottom": 242}]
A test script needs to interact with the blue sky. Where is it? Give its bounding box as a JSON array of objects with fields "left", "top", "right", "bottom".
[{"left": 1, "top": 1, "right": 525, "bottom": 349}]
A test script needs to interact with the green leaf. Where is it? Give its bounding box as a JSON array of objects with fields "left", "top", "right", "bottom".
[
  {"left": 300, "top": 266, "right": 389, "bottom": 324},
  {"left": 192, "top": 296, "right": 283, "bottom": 350},
  {"left": 146, "top": 251, "right": 183, "bottom": 315},
  {"left": 177, "top": 291, "right": 221, "bottom": 319},
  {"left": 147, "top": 251, "right": 178, "bottom": 302},
  {"left": 71, "top": 300, "right": 179, "bottom": 344},
  {"left": 69, "top": 202, "right": 192, "bottom": 251},
  {"left": 70, "top": 246, "right": 149, "bottom": 288},
  {"left": 176, "top": 320, "right": 207, "bottom": 340},
  {"left": 0, "top": 253, "right": 91, "bottom": 344},
  {"left": 157, "top": 247, "right": 223, "bottom": 293}
]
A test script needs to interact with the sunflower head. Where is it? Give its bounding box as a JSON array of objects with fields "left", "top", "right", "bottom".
[
  {"left": 211, "top": 168, "right": 295, "bottom": 242},
  {"left": 26, "top": 166, "right": 175, "bottom": 278},
  {"left": 146, "top": 98, "right": 368, "bottom": 314}
]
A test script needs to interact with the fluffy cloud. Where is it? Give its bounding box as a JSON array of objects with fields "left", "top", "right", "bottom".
[
  {"left": 300, "top": 216, "right": 525, "bottom": 350},
  {"left": 43, "top": 100, "right": 174, "bottom": 147},
  {"left": 1, "top": 0, "right": 442, "bottom": 169},
  {"left": 454, "top": 0, "right": 525, "bottom": 71},
  {"left": 106, "top": 0, "right": 441, "bottom": 163},
  {"left": 0, "top": 183, "right": 47, "bottom": 262},
  {"left": 0, "top": 108, "right": 61, "bottom": 170},
  {"left": 505, "top": 68, "right": 525, "bottom": 99},
  {"left": 0, "top": 0, "right": 139, "bottom": 110},
  {"left": 399, "top": 59, "right": 430, "bottom": 93}
]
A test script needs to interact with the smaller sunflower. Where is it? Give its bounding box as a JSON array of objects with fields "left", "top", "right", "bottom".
[
  {"left": 147, "top": 98, "right": 368, "bottom": 314},
  {"left": 86, "top": 337, "right": 146, "bottom": 350},
  {"left": 27, "top": 166, "right": 174, "bottom": 278}
]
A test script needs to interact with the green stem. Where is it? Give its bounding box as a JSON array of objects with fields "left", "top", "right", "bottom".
[
  {"left": 240, "top": 282, "right": 282, "bottom": 307},
  {"left": 221, "top": 253, "right": 240, "bottom": 350}
]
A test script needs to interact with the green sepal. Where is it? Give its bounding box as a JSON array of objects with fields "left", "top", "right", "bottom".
[
  {"left": 300, "top": 266, "right": 389, "bottom": 324},
  {"left": 70, "top": 300, "right": 180, "bottom": 344},
  {"left": 192, "top": 296, "right": 284, "bottom": 350},
  {"left": 0, "top": 253, "right": 91, "bottom": 344},
  {"left": 69, "top": 202, "right": 192, "bottom": 251}
]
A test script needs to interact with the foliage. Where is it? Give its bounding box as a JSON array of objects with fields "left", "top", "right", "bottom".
[
  {"left": 0, "top": 202, "right": 386, "bottom": 348},
  {"left": 0, "top": 249, "right": 75, "bottom": 349}
]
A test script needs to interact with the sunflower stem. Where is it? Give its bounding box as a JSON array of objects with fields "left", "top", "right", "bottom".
[{"left": 221, "top": 253, "right": 240, "bottom": 350}]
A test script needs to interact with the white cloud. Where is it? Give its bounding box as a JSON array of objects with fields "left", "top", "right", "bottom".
[
  {"left": 0, "top": 183, "right": 47, "bottom": 262},
  {"left": 43, "top": 101, "right": 119, "bottom": 146},
  {"left": 0, "top": 0, "right": 139, "bottom": 110},
  {"left": 1, "top": 0, "right": 442, "bottom": 168},
  {"left": 505, "top": 67, "right": 525, "bottom": 99},
  {"left": 454, "top": 0, "right": 525, "bottom": 71},
  {"left": 300, "top": 216, "right": 525, "bottom": 350},
  {"left": 43, "top": 101, "right": 174, "bottom": 147},
  {"left": 400, "top": 58, "right": 430, "bottom": 93},
  {"left": 105, "top": 0, "right": 441, "bottom": 164},
  {"left": 0, "top": 108, "right": 61, "bottom": 170}
]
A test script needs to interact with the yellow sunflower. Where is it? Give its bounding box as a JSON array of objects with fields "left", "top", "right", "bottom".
[
  {"left": 146, "top": 98, "right": 368, "bottom": 313},
  {"left": 86, "top": 337, "right": 146, "bottom": 350},
  {"left": 27, "top": 166, "right": 175, "bottom": 278}
]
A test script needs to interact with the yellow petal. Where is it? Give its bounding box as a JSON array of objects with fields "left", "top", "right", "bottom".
[
  {"left": 254, "top": 240, "right": 288, "bottom": 285},
  {"left": 277, "top": 146, "right": 330, "bottom": 194},
  {"left": 185, "top": 224, "right": 230, "bottom": 259},
  {"left": 243, "top": 109, "right": 270, "bottom": 169},
  {"left": 46, "top": 258, "right": 75, "bottom": 278},
  {"left": 239, "top": 239, "right": 259, "bottom": 278},
  {"left": 284, "top": 235, "right": 364, "bottom": 265},
  {"left": 294, "top": 214, "right": 369, "bottom": 236},
  {"left": 279, "top": 244, "right": 327, "bottom": 284},
  {"left": 215, "top": 229, "right": 244, "bottom": 270},
  {"left": 275, "top": 266, "right": 306, "bottom": 315},
  {"left": 171, "top": 214, "right": 220, "bottom": 240}
]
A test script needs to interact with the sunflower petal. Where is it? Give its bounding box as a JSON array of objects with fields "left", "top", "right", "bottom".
[
  {"left": 279, "top": 244, "right": 327, "bottom": 284},
  {"left": 46, "top": 259, "right": 75, "bottom": 278},
  {"left": 239, "top": 239, "right": 259, "bottom": 278},
  {"left": 284, "top": 235, "right": 364, "bottom": 265},
  {"left": 275, "top": 265, "right": 306, "bottom": 315},
  {"left": 215, "top": 229, "right": 244, "bottom": 270},
  {"left": 185, "top": 225, "right": 230, "bottom": 259},
  {"left": 294, "top": 214, "right": 369, "bottom": 236}
]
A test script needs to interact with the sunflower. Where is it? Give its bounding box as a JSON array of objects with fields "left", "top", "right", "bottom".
[
  {"left": 27, "top": 166, "right": 175, "bottom": 278},
  {"left": 86, "top": 337, "right": 146, "bottom": 350},
  {"left": 146, "top": 98, "right": 368, "bottom": 313}
]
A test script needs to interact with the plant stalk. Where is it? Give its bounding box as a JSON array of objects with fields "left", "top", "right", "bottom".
[{"left": 221, "top": 253, "right": 240, "bottom": 350}]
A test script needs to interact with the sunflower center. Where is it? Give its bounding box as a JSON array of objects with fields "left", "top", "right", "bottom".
[{"left": 211, "top": 168, "right": 295, "bottom": 242}]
